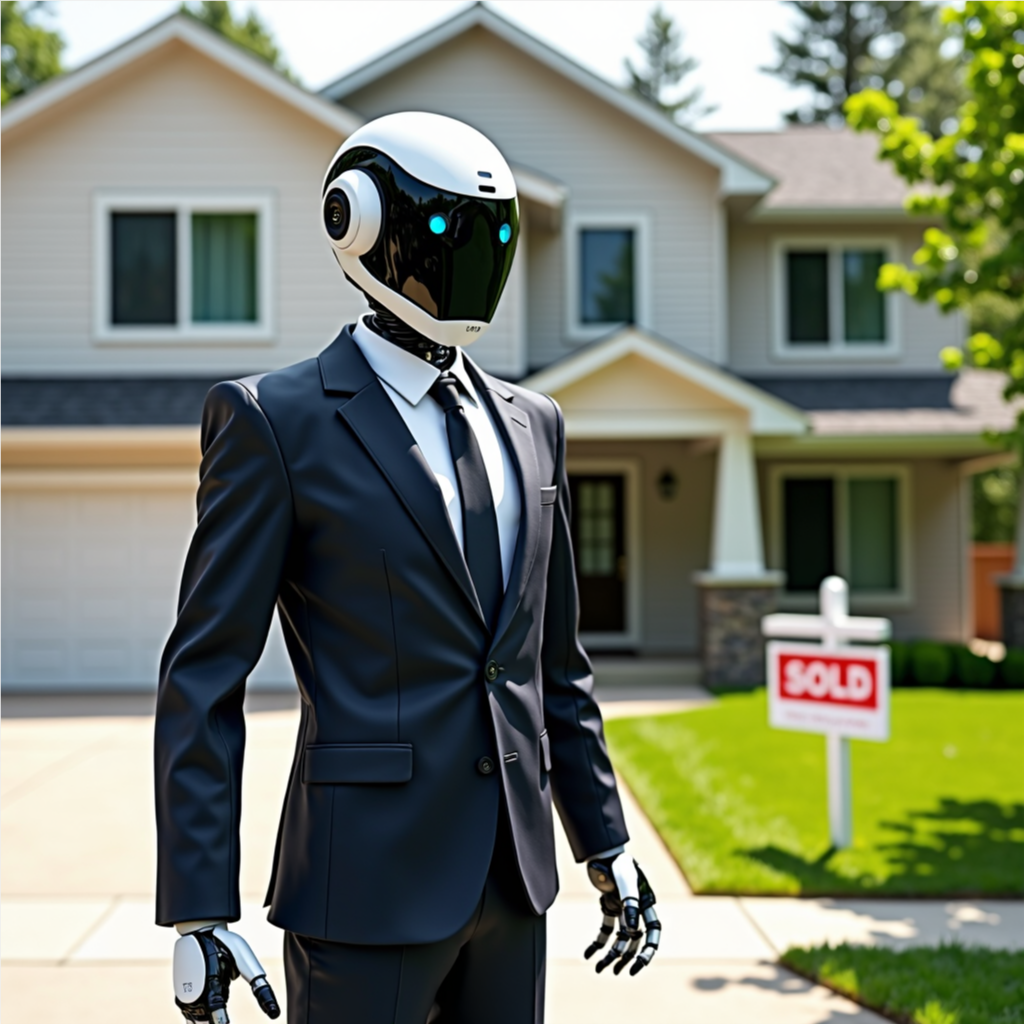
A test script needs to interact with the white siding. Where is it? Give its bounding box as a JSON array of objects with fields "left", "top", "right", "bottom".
[
  {"left": 341, "top": 26, "right": 725, "bottom": 371},
  {"left": 727, "top": 222, "right": 966, "bottom": 376},
  {"left": 2, "top": 39, "right": 366, "bottom": 377}
]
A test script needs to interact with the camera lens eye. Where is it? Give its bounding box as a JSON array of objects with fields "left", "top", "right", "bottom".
[
  {"left": 324, "top": 190, "right": 350, "bottom": 241},
  {"left": 429, "top": 214, "right": 448, "bottom": 235},
  {"left": 498, "top": 223, "right": 512, "bottom": 244}
]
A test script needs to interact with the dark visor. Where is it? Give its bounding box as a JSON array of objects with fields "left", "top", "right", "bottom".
[{"left": 327, "top": 147, "right": 519, "bottom": 323}]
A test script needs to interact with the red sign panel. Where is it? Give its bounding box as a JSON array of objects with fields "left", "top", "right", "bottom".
[{"left": 767, "top": 641, "right": 890, "bottom": 741}]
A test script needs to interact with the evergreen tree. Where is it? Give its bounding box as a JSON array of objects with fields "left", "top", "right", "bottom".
[
  {"left": 625, "top": 5, "right": 713, "bottom": 125},
  {"left": 180, "top": 1, "right": 292, "bottom": 79},
  {"left": 766, "top": 1, "right": 965, "bottom": 135},
  {"left": 1, "top": 1, "right": 63, "bottom": 105}
]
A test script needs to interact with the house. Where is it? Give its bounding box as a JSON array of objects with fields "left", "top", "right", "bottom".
[{"left": 1, "top": 6, "right": 1011, "bottom": 693}]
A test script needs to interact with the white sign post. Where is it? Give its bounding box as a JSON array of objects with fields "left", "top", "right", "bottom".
[{"left": 761, "top": 577, "right": 891, "bottom": 849}]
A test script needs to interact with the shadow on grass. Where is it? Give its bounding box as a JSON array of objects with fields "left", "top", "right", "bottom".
[{"left": 741, "top": 798, "right": 1024, "bottom": 896}]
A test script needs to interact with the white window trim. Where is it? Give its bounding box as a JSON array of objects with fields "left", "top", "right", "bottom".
[
  {"left": 92, "top": 191, "right": 275, "bottom": 344},
  {"left": 767, "top": 462, "right": 913, "bottom": 610},
  {"left": 771, "top": 236, "right": 901, "bottom": 360},
  {"left": 566, "top": 212, "right": 651, "bottom": 343},
  {"left": 566, "top": 457, "right": 642, "bottom": 650}
]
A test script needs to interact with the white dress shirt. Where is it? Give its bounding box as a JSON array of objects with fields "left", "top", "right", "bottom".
[{"left": 352, "top": 317, "right": 522, "bottom": 589}]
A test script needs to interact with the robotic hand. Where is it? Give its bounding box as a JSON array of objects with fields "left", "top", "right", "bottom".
[
  {"left": 584, "top": 850, "right": 661, "bottom": 976},
  {"left": 172, "top": 922, "right": 281, "bottom": 1023}
]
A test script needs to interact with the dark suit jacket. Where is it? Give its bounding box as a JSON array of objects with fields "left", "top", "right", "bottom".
[{"left": 154, "top": 327, "right": 628, "bottom": 945}]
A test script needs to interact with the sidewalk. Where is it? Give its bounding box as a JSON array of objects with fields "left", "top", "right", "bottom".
[{"left": 2, "top": 700, "right": 1020, "bottom": 1023}]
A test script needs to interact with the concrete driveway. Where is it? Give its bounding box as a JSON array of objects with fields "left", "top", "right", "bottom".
[{"left": 3, "top": 694, "right": 1018, "bottom": 1023}]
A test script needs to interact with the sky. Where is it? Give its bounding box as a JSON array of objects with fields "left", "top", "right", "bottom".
[{"left": 50, "top": 0, "right": 808, "bottom": 131}]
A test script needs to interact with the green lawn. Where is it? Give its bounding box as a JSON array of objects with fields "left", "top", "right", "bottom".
[
  {"left": 605, "top": 689, "right": 1024, "bottom": 895},
  {"left": 781, "top": 944, "right": 1024, "bottom": 1024}
]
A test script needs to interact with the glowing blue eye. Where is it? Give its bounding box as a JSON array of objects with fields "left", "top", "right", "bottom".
[
  {"left": 429, "top": 214, "right": 448, "bottom": 235},
  {"left": 498, "top": 223, "right": 512, "bottom": 244}
]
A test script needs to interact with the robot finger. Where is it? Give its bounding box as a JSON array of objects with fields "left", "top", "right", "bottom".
[
  {"left": 583, "top": 913, "right": 618, "bottom": 960},
  {"left": 611, "top": 932, "right": 642, "bottom": 975},
  {"left": 628, "top": 915, "right": 662, "bottom": 976},
  {"left": 594, "top": 929, "right": 631, "bottom": 974}
]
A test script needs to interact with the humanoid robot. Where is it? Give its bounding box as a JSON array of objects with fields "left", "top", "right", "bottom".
[{"left": 157, "top": 112, "right": 660, "bottom": 1024}]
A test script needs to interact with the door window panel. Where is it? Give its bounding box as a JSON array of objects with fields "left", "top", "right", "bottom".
[
  {"left": 111, "top": 212, "right": 176, "bottom": 325},
  {"left": 569, "top": 475, "right": 626, "bottom": 633},
  {"left": 580, "top": 229, "right": 634, "bottom": 324},
  {"left": 843, "top": 249, "right": 886, "bottom": 342}
]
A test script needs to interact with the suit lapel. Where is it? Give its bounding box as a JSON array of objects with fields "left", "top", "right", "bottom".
[
  {"left": 466, "top": 359, "right": 542, "bottom": 646},
  {"left": 321, "top": 330, "right": 487, "bottom": 629}
]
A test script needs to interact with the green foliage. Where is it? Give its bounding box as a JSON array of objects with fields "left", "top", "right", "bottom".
[
  {"left": 180, "top": 1, "right": 292, "bottom": 79},
  {"left": 606, "top": 689, "right": 1024, "bottom": 895},
  {"left": 953, "top": 645, "right": 997, "bottom": 687},
  {"left": 886, "top": 640, "right": 909, "bottom": 685},
  {"left": 782, "top": 944, "right": 1024, "bottom": 1024},
  {"left": 1, "top": 0, "right": 63, "bottom": 104},
  {"left": 1001, "top": 646, "right": 1024, "bottom": 686},
  {"left": 765, "top": 1, "right": 965, "bottom": 133},
  {"left": 625, "top": 5, "right": 712, "bottom": 124},
  {"left": 911, "top": 641, "right": 953, "bottom": 685},
  {"left": 973, "top": 466, "right": 1019, "bottom": 541},
  {"left": 845, "top": 3, "right": 1024, "bottom": 413}
]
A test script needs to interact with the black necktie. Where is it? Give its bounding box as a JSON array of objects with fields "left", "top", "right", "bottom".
[{"left": 429, "top": 373, "right": 503, "bottom": 627}]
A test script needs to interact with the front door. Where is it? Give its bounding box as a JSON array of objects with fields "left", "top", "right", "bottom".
[{"left": 568, "top": 474, "right": 626, "bottom": 633}]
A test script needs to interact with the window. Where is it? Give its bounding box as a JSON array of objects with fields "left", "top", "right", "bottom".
[
  {"left": 568, "top": 214, "right": 649, "bottom": 340},
  {"left": 94, "top": 194, "right": 272, "bottom": 342},
  {"left": 773, "top": 467, "right": 908, "bottom": 602},
  {"left": 776, "top": 239, "right": 896, "bottom": 355},
  {"left": 580, "top": 229, "right": 634, "bottom": 324}
]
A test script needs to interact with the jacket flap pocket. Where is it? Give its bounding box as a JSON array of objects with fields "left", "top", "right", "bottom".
[
  {"left": 539, "top": 729, "right": 552, "bottom": 773},
  {"left": 303, "top": 743, "right": 413, "bottom": 785},
  {"left": 540, "top": 486, "right": 558, "bottom": 506}
]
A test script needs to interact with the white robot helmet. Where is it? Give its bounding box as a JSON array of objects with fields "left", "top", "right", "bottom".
[{"left": 321, "top": 111, "right": 519, "bottom": 348}]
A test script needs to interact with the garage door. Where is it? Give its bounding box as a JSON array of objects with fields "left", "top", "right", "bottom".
[{"left": 2, "top": 479, "right": 292, "bottom": 691}]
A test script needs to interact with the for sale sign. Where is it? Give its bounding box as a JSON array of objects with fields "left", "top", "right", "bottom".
[{"left": 767, "top": 641, "right": 890, "bottom": 741}]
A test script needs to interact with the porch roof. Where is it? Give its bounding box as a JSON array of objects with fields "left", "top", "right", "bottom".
[{"left": 520, "top": 328, "right": 808, "bottom": 438}]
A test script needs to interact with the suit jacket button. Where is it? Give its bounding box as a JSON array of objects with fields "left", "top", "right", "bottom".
[
  {"left": 477, "top": 756, "right": 495, "bottom": 775},
  {"left": 485, "top": 661, "right": 499, "bottom": 682}
]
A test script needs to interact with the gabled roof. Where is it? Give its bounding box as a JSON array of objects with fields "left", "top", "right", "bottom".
[
  {"left": 709, "top": 128, "right": 912, "bottom": 218},
  {"left": 522, "top": 327, "right": 807, "bottom": 437},
  {"left": 0, "top": 13, "right": 361, "bottom": 137},
  {"left": 320, "top": 3, "right": 774, "bottom": 198}
]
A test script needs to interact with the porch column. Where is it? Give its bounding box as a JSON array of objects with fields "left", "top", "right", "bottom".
[{"left": 695, "top": 427, "right": 784, "bottom": 687}]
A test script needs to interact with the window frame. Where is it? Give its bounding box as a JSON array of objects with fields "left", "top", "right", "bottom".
[
  {"left": 566, "top": 211, "right": 651, "bottom": 342},
  {"left": 771, "top": 236, "right": 901, "bottom": 360},
  {"left": 768, "top": 462, "right": 912, "bottom": 609},
  {"left": 92, "top": 191, "right": 274, "bottom": 344},
  {"left": 565, "top": 457, "right": 642, "bottom": 649}
]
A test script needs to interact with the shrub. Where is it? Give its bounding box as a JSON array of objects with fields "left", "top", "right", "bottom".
[
  {"left": 952, "top": 645, "right": 997, "bottom": 688},
  {"left": 999, "top": 648, "right": 1024, "bottom": 689},
  {"left": 910, "top": 642, "right": 952, "bottom": 686},
  {"left": 886, "top": 641, "right": 910, "bottom": 686}
]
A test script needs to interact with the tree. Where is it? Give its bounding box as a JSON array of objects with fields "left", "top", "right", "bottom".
[
  {"left": 1, "top": 1, "right": 63, "bottom": 105},
  {"left": 180, "top": 1, "right": 292, "bottom": 79},
  {"left": 765, "top": 1, "right": 965, "bottom": 135},
  {"left": 845, "top": 2, "right": 1024, "bottom": 405},
  {"left": 625, "top": 5, "right": 713, "bottom": 124}
]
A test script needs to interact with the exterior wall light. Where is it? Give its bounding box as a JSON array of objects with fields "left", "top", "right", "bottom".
[{"left": 657, "top": 469, "right": 678, "bottom": 501}]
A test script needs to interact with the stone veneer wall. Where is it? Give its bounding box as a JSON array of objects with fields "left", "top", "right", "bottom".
[{"left": 699, "top": 584, "right": 780, "bottom": 687}]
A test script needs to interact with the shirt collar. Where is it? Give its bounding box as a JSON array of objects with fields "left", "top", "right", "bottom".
[{"left": 352, "top": 315, "right": 479, "bottom": 407}]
